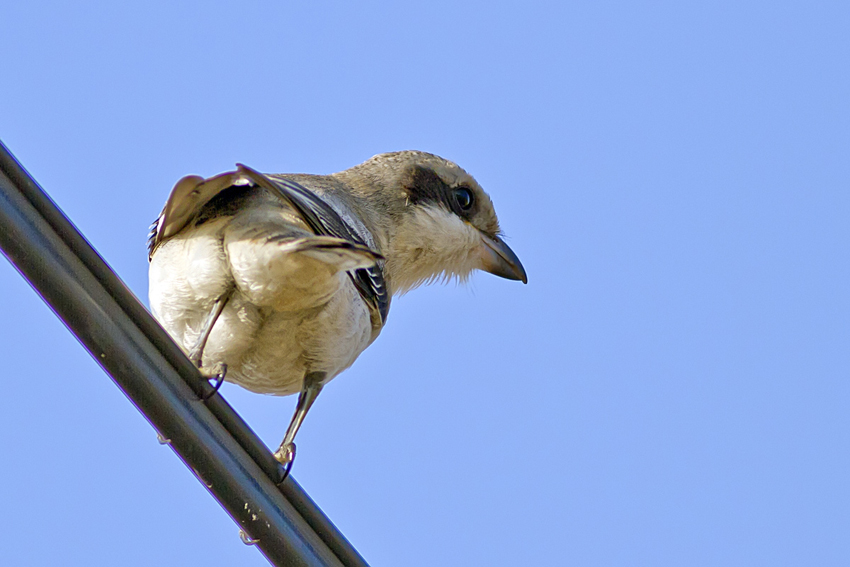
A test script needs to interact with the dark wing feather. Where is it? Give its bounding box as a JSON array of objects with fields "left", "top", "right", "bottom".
[{"left": 237, "top": 164, "right": 390, "bottom": 327}]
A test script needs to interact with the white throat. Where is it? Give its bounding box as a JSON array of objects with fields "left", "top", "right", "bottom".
[{"left": 384, "top": 205, "right": 483, "bottom": 294}]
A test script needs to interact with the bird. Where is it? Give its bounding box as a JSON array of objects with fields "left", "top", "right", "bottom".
[{"left": 147, "top": 150, "right": 526, "bottom": 475}]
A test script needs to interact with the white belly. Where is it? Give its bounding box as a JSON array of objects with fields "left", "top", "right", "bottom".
[
  {"left": 148, "top": 218, "right": 374, "bottom": 396},
  {"left": 208, "top": 282, "right": 373, "bottom": 395}
]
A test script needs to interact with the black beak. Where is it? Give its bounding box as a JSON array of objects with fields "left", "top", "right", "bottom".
[{"left": 479, "top": 234, "right": 527, "bottom": 284}]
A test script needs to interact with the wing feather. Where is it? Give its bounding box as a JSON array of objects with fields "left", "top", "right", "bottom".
[
  {"left": 149, "top": 165, "right": 390, "bottom": 329},
  {"left": 148, "top": 172, "right": 247, "bottom": 259},
  {"left": 237, "top": 164, "right": 390, "bottom": 327}
]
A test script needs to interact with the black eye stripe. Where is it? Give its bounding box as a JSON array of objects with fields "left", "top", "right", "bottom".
[{"left": 404, "top": 166, "right": 476, "bottom": 219}]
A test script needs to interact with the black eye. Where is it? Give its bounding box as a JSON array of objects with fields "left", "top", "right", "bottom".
[{"left": 453, "top": 187, "right": 474, "bottom": 211}]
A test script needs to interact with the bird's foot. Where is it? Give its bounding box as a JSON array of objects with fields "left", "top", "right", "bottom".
[
  {"left": 199, "top": 362, "right": 227, "bottom": 401},
  {"left": 273, "top": 442, "right": 296, "bottom": 483}
]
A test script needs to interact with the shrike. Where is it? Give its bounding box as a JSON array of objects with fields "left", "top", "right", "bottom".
[{"left": 148, "top": 151, "right": 526, "bottom": 474}]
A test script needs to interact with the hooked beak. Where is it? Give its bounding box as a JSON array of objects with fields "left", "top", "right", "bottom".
[{"left": 479, "top": 234, "right": 528, "bottom": 284}]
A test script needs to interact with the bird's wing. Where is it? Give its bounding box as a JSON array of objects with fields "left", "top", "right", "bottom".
[
  {"left": 147, "top": 171, "right": 247, "bottom": 259},
  {"left": 149, "top": 165, "right": 390, "bottom": 330},
  {"left": 237, "top": 164, "right": 390, "bottom": 329}
]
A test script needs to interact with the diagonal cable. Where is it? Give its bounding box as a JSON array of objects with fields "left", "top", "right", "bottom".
[{"left": 0, "top": 140, "right": 369, "bottom": 567}]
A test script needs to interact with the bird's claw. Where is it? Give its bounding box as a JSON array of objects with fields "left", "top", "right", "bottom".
[
  {"left": 199, "top": 363, "right": 227, "bottom": 401},
  {"left": 274, "top": 442, "right": 296, "bottom": 484}
]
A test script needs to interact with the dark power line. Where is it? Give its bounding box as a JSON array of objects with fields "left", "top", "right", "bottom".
[{"left": 0, "top": 140, "right": 370, "bottom": 567}]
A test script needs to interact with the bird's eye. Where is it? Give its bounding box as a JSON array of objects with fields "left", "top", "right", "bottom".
[{"left": 453, "top": 187, "right": 474, "bottom": 211}]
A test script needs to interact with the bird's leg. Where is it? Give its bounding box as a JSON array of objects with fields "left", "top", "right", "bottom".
[
  {"left": 274, "top": 371, "right": 325, "bottom": 479},
  {"left": 188, "top": 288, "right": 233, "bottom": 400},
  {"left": 188, "top": 289, "right": 232, "bottom": 366}
]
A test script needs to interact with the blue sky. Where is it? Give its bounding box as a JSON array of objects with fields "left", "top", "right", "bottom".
[{"left": 1, "top": 1, "right": 848, "bottom": 565}]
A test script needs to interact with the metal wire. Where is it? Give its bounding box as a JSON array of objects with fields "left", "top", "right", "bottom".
[{"left": 0, "top": 140, "right": 370, "bottom": 567}]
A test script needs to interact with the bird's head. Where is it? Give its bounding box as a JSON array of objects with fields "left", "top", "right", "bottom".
[{"left": 335, "top": 151, "right": 527, "bottom": 294}]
